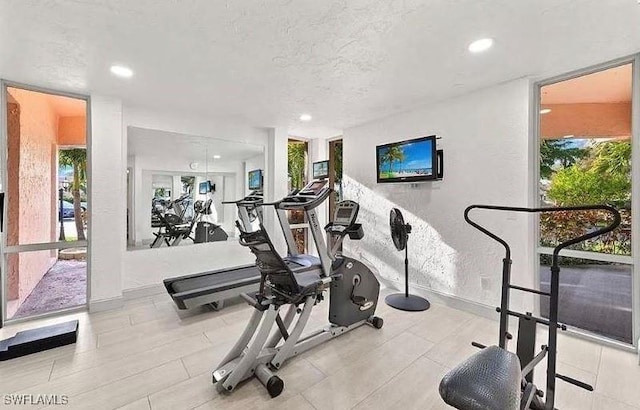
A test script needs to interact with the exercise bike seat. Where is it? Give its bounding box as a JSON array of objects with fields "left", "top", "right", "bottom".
[
  {"left": 291, "top": 269, "right": 323, "bottom": 289},
  {"left": 439, "top": 345, "right": 521, "bottom": 410},
  {"left": 286, "top": 254, "right": 320, "bottom": 268}
]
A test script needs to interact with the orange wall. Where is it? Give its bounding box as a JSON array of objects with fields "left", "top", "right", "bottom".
[
  {"left": 6, "top": 88, "right": 59, "bottom": 307},
  {"left": 541, "top": 102, "right": 631, "bottom": 139},
  {"left": 58, "top": 116, "right": 86, "bottom": 145}
]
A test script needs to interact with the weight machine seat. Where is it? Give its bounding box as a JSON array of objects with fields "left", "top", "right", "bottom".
[{"left": 439, "top": 345, "right": 522, "bottom": 410}]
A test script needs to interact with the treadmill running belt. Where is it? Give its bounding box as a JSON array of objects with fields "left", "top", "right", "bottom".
[{"left": 171, "top": 266, "right": 259, "bottom": 293}]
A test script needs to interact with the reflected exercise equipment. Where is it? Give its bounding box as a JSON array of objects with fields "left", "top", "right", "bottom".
[{"left": 150, "top": 194, "right": 224, "bottom": 248}]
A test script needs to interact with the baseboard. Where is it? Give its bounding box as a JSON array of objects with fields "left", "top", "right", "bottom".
[
  {"left": 380, "top": 277, "right": 497, "bottom": 321},
  {"left": 122, "top": 284, "right": 165, "bottom": 300},
  {"left": 89, "top": 296, "right": 124, "bottom": 313}
]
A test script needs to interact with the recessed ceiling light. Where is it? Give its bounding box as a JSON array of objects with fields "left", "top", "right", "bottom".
[
  {"left": 213, "top": 155, "right": 221, "bottom": 159},
  {"left": 468, "top": 38, "right": 493, "bottom": 53},
  {"left": 110, "top": 65, "right": 134, "bottom": 78},
  {"left": 299, "top": 114, "right": 312, "bottom": 121},
  {"left": 540, "top": 108, "right": 552, "bottom": 114}
]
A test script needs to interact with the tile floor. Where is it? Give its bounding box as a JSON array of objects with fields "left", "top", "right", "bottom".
[{"left": 1, "top": 289, "right": 639, "bottom": 410}]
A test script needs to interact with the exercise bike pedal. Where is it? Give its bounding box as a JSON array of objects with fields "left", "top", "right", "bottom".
[{"left": 351, "top": 295, "right": 374, "bottom": 311}]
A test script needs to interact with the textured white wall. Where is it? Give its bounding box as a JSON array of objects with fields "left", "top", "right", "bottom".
[{"left": 342, "top": 79, "right": 534, "bottom": 311}]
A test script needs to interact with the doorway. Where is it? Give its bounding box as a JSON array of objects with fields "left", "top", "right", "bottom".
[
  {"left": 535, "top": 59, "right": 637, "bottom": 345},
  {"left": 287, "top": 138, "right": 309, "bottom": 253},
  {"left": 1, "top": 82, "right": 89, "bottom": 327},
  {"left": 328, "top": 138, "right": 343, "bottom": 222}
]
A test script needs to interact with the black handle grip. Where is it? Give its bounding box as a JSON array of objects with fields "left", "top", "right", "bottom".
[{"left": 464, "top": 204, "right": 621, "bottom": 268}]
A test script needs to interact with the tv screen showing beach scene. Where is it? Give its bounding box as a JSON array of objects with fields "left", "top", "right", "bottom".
[
  {"left": 313, "top": 160, "right": 329, "bottom": 179},
  {"left": 376, "top": 135, "right": 436, "bottom": 183},
  {"left": 248, "top": 169, "right": 263, "bottom": 190}
]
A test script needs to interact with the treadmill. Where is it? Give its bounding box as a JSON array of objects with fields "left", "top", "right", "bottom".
[
  {"left": 163, "top": 190, "right": 264, "bottom": 310},
  {"left": 163, "top": 183, "right": 330, "bottom": 310}
]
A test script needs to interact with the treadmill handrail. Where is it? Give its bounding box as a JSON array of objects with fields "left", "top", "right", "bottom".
[
  {"left": 263, "top": 188, "right": 332, "bottom": 211},
  {"left": 223, "top": 197, "right": 263, "bottom": 205},
  {"left": 464, "top": 204, "right": 621, "bottom": 268}
]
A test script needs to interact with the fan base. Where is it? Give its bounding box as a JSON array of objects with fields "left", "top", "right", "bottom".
[{"left": 385, "top": 294, "right": 430, "bottom": 312}]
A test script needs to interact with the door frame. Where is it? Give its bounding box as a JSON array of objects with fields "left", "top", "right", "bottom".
[
  {"left": 0, "top": 80, "right": 92, "bottom": 328},
  {"left": 327, "top": 137, "right": 343, "bottom": 222},
  {"left": 530, "top": 53, "right": 640, "bottom": 349}
]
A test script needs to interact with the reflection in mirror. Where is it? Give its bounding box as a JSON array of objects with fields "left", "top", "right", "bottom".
[{"left": 126, "top": 127, "right": 265, "bottom": 251}]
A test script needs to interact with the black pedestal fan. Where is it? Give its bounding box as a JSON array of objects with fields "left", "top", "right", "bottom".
[{"left": 385, "top": 208, "right": 430, "bottom": 311}]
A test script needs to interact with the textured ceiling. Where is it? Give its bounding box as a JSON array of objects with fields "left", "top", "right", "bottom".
[{"left": 1, "top": 0, "right": 639, "bottom": 136}]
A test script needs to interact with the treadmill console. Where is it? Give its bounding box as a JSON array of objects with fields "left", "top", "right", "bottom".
[
  {"left": 333, "top": 201, "right": 359, "bottom": 226},
  {"left": 299, "top": 180, "right": 328, "bottom": 196},
  {"left": 244, "top": 189, "right": 263, "bottom": 202},
  {"left": 326, "top": 200, "right": 363, "bottom": 240},
  {"left": 276, "top": 179, "right": 331, "bottom": 208}
]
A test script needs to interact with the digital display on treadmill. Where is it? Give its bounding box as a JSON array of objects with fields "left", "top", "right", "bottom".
[
  {"left": 336, "top": 208, "right": 352, "bottom": 220},
  {"left": 306, "top": 181, "right": 326, "bottom": 195}
]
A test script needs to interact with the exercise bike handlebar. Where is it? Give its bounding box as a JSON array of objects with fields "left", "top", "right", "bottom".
[{"left": 463, "top": 204, "right": 621, "bottom": 268}]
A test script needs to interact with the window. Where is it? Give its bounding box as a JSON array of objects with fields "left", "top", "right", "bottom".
[
  {"left": 287, "top": 139, "right": 308, "bottom": 253},
  {"left": 536, "top": 62, "right": 635, "bottom": 344}
]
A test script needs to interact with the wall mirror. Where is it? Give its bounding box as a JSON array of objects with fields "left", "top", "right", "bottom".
[{"left": 126, "top": 126, "right": 264, "bottom": 251}]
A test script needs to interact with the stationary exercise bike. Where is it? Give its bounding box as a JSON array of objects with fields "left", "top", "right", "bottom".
[
  {"left": 212, "top": 182, "right": 382, "bottom": 398},
  {"left": 439, "top": 204, "right": 621, "bottom": 410}
]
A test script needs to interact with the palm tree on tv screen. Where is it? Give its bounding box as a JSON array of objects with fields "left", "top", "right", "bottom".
[{"left": 388, "top": 146, "right": 405, "bottom": 174}]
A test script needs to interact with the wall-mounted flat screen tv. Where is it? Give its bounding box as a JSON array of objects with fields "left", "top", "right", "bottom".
[
  {"left": 248, "top": 169, "right": 263, "bottom": 190},
  {"left": 198, "top": 181, "right": 214, "bottom": 194},
  {"left": 376, "top": 135, "right": 437, "bottom": 183},
  {"left": 312, "top": 160, "right": 329, "bottom": 179}
]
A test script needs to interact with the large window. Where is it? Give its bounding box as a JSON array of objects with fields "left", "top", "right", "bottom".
[
  {"left": 288, "top": 138, "right": 308, "bottom": 253},
  {"left": 536, "top": 62, "right": 635, "bottom": 344},
  {"left": 2, "top": 84, "right": 89, "bottom": 324}
]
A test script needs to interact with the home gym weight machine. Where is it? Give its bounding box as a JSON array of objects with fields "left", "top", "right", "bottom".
[
  {"left": 439, "top": 204, "right": 621, "bottom": 410},
  {"left": 212, "top": 185, "right": 383, "bottom": 398}
]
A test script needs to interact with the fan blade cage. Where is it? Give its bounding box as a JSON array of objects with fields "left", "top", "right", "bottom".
[{"left": 389, "top": 208, "right": 407, "bottom": 251}]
